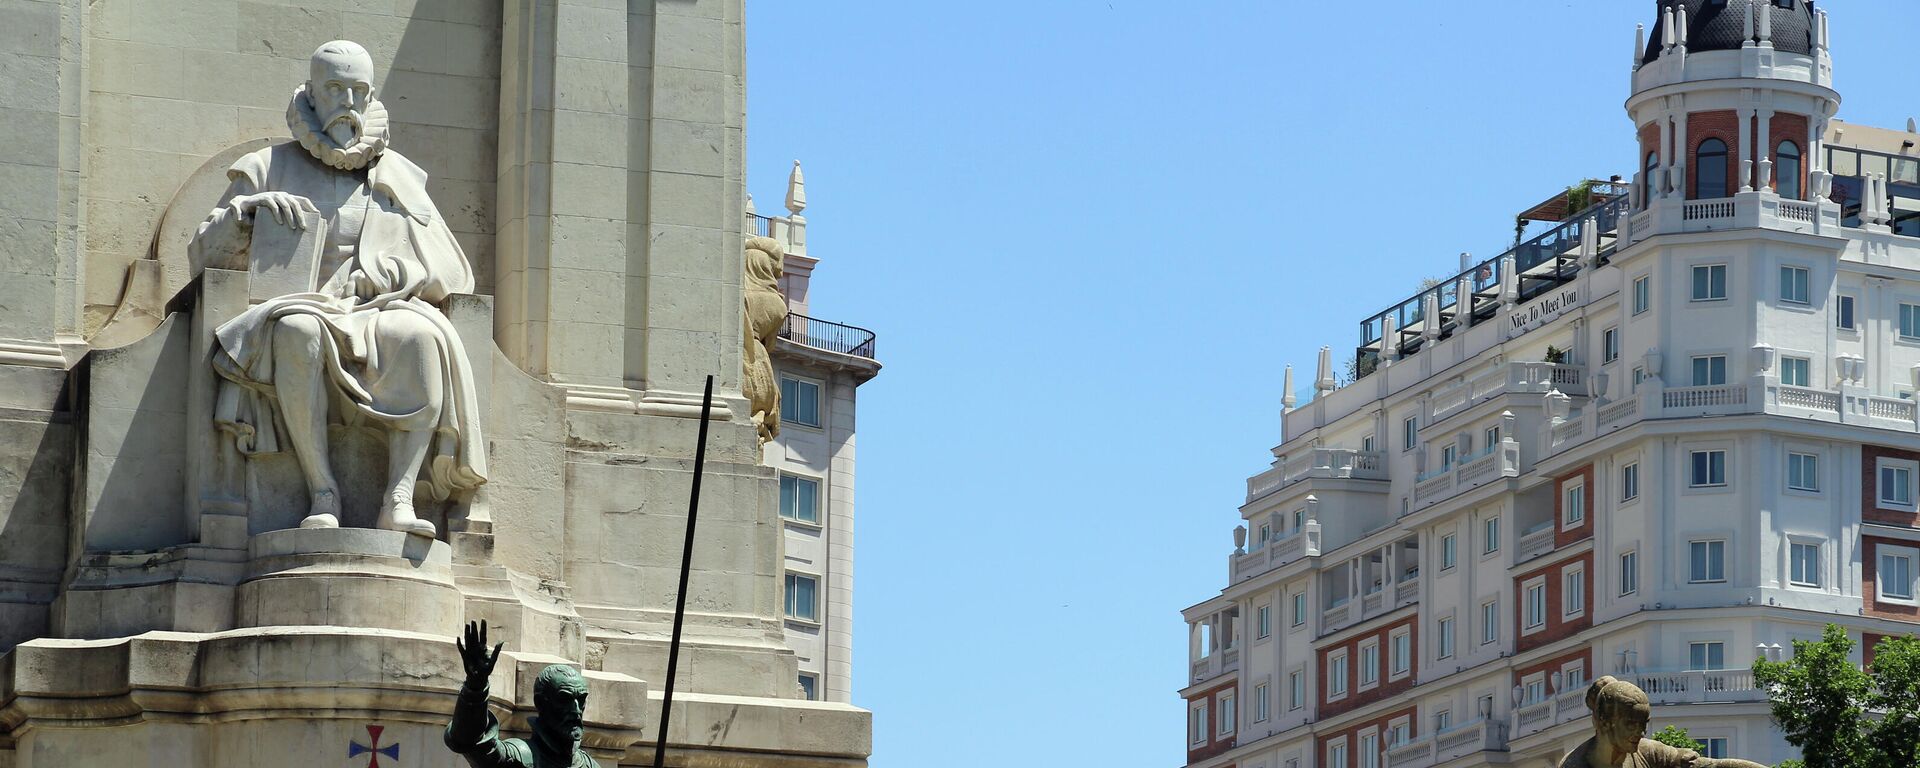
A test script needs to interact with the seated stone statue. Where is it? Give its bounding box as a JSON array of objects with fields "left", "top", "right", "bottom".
[
  {"left": 1560, "top": 676, "right": 1767, "bottom": 768},
  {"left": 446, "top": 621, "right": 597, "bottom": 768},
  {"left": 189, "top": 40, "right": 485, "bottom": 537}
]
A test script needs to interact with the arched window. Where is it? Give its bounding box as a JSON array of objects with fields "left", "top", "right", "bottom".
[
  {"left": 1643, "top": 151, "right": 1660, "bottom": 207},
  {"left": 1696, "top": 139, "right": 1729, "bottom": 200},
  {"left": 1777, "top": 140, "right": 1803, "bottom": 199}
]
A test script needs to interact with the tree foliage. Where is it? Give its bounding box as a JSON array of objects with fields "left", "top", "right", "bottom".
[
  {"left": 1650, "top": 724, "right": 1704, "bottom": 752},
  {"left": 1752, "top": 624, "right": 1920, "bottom": 768}
]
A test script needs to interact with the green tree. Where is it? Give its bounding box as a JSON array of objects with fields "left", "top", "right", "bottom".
[
  {"left": 1751, "top": 624, "right": 1920, "bottom": 768},
  {"left": 1650, "top": 724, "right": 1704, "bottom": 752}
]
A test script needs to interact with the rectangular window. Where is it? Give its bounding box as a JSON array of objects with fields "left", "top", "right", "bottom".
[
  {"left": 1790, "top": 542, "right": 1820, "bottom": 587},
  {"left": 1621, "top": 463, "right": 1640, "bottom": 502},
  {"left": 784, "top": 573, "right": 819, "bottom": 622},
  {"left": 1481, "top": 600, "right": 1499, "bottom": 644},
  {"left": 1435, "top": 710, "right": 1453, "bottom": 733},
  {"left": 1566, "top": 665, "right": 1588, "bottom": 691},
  {"left": 1689, "top": 641, "right": 1726, "bottom": 671},
  {"left": 1190, "top": 704, "right": 1208, "bottom": 745},
  {"left": 1838, "top": 295, "right": 1857, "bottom": 330},
  {"left": 1219, "top": 693, "right": 1235, "bottom": 735},
  {"left": 1632, "top": 366, "right": 1646, "bottom": 392},
  {"left": 1441, "top": 444, "right": 1457, "bottom": 469},
  {"left": 1442, "top": 533, "right": 1458, "bottom": 569},
  {"left": 1880, "top": 548, "right": 1915, "bottom": 601},
  {"left": 1780, "top": 265, "right": 1811, "bottom": 304},
  {"left": 1524, "top": 583, "right": 1547, "bottom": 629},
  {"left": 1690, "top": 450, "right": 1728, "bottom": 487},
  {"left": 1690, "top": 540, "right": 1727, "bottom": 583},
  {"left": 1903, "top": 304, "right": 1920, "bottom": 340},
  {"left": 1563, "top": 483, "right": 1585, "bottom": 528},
  {"left": 1603, "top": 327, "right": 1620, "bottom": 363},
  {"left": 1524, "top": 677, "right": 1546, "bottom": 704},
  {"left": 1691, "top": 264, "right": 1728, "bottom": 301},
  {"left": 1391, "top": 632, "right": 1410, "bottom": 675},
  {"left": 1359, "top": 643, "right": 1379, "bottom": 686},
  {"left": 1289, "top": 670, "right": 1304, "bottom": 710},
  {"left": 1292, "top": 592, "right": 1307, "bottom": 627},
  {"left": 779, "top": 474, "right": 821, "bottom": 524},
  {"left": 779, "top": 377, "right": 822, "bottom": 427},
  {"left": 1403, "top": 416, "right": 1419, "bottom": 451},
  {"left": 1483, "top": 517, "right": 1500, "bottom": 554},
  {"left": 1330, "top": 743, "right": 1347, "bottom": 768},
  {"left": 1633, "top": 276, "right": 1651, "bottom": 315},
  {"left": 1485, "top": 426, "right": 1501, "bottom": 447},
  {"left": 1328, "top": 652, "right": 1349, "bottom": 698},
  {"left": 1437, "top": 617, "right": 1456, "bottom": 659},
  {"left": 1787, "top": 453, "right": 1819, "bottom": 492},
  {"left": 1781, "top": 357, "right": 1810, "bottom": 387},
  {"left": 1257, "top": 605, "right": 1272, "bottom": 638},
  {"left": 1362, "top": 435, "right": 1375, "bottom": 453},
  {"left": 1621, "top": 551, "right": 1639, "bottom": 596},
  {"left": 1360, "top": 734, "right": 1378, "bottom": 768},
  {"left": 1691, "top": 355, "right": 1728, "bottom": 386},
  {"left": 1565, "top": 568, "right": 1586, "bottom": 616},
  {"left": 1702, "top": 738, "right": 1729, "bottom": 760},
  {"left": 798, "top": 673, "right": 818, "bottom": 701},
  {"left": 1881, "top": 464, "right": 1915, "bottom": 506},
  {"left": 1255, "top": 682, "right": 1270, "bottom": 722}
]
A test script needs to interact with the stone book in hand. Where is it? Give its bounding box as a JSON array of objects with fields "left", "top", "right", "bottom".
[{"left": 248, "top": 209, "right": 328, "bottom": 300}]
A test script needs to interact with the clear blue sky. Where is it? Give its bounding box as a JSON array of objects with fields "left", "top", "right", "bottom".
[{"left": 743, "top": 3, "right": 1917, "bottom": 765}]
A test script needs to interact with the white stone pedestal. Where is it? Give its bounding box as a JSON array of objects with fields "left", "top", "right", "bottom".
[{"left": 236, "top": 528, "right": 461, "bottom": 634}]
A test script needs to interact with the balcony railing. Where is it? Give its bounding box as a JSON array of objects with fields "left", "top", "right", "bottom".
[
  {"left": 779, "top": 312, "right": 877, "bottom": 359},
  {"left": 1627, "top": 669, "right": 1764, "bottom": 704},
  {"left": 1246, "top": 449, "right": 1386, "bottom": 503},
  {"left": 1411, "top": 440, "right": 1520, "bottom": 509},
  {"left": 1518, "top": 522, "right": 1555, "bottom": 561},
  {"left": 1389, "top": 719, "right": 1509, "bottom": 767},
  {"left": 1431, "top": 362, "right": 1587, "bottom": 424}
]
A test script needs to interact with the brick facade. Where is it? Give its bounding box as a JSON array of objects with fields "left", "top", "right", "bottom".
[
  {"left": 1511, "top": 647, "right": 1593, "bottom": 694},
  {"left": 1315, "top": 705, "right": 1418, "bottom": 768},
  {"left": 1862, "top": 535, "right": 1920, "bottom": 622},
  {"left": 1861, "top": 445, "right": 1920, "bottom": 527},
  {"left": 1514, "top": 551, "right": 1595, "bottom": 654},
  {"left": 1185, "top": 679, "right": 1238, "bottom": 763},
  {"left": 1316, "top": 615, "right": 1419, "bottom": 720},
  {"left": 1686, "top": 110, "right": 1739, "bottom": 199},
  {"left": 1553, "top": 466, "right": 1595, "bottom": 549}
]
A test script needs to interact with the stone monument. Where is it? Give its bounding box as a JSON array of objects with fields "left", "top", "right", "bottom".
[
  {"left": 0, "top": 2, "right": 870, "bottom": 765},
  {"left": 743, "top": 235, "right": 788, "bottom": 447},
  {"left": 1559, "top": 676, "right": 1769, "bottom": 768}
]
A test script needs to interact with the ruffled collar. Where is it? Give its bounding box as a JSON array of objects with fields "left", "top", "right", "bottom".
[{"left": 286, "top": 84, "right": 390, "bottom": 171}]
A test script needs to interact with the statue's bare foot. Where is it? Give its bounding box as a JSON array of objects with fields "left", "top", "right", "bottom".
[
  {"left": 300, "top": 488, "right": 342, "bottom": 529},
  {"left": 377, "top": 498, "right": 436, "bottom": 538}
]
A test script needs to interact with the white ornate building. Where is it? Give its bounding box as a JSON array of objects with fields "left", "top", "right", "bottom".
[
  {"left": 749, "top": 164, "right": 883, "bottom": 705},
  {"left": 1181, "top": 2, "right": 1920, "bottom": 767}
]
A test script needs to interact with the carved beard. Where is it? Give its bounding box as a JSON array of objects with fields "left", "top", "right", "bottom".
[{"left": 286, "top": 84, "right": 390, "bottom": 172}]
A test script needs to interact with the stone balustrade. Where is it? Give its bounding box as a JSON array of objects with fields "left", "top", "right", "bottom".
[
  {"left": 1383, "top": 719, "right": 1508, "bottom": 768},
  {"left": 1411, "top": 441, "right": 1520, "bottom": 509},
  {"left": 1626, "top": 668, "right": 1765, "bottom": 705},
  {"left": 1246, "top": 449, "right": 1387, "bottom": 504},
  {"left": 1555, "top": 377, "right": 1920, "bottom": 458}
]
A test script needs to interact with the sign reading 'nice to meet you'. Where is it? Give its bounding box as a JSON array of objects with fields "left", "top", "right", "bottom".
[{"left": 1509, "top": 287, "right": 1582, "bottom": 334}]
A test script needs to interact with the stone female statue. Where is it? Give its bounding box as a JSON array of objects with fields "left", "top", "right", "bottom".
[
  {"left": 1559, "top": 676, "right": 1768, "bottom": 768},
  {"left": 743, "top": 235, "right": 788, "bottom": 446},
  {"left": 190, "top": 40, "right": 486, "bottom": 537}
]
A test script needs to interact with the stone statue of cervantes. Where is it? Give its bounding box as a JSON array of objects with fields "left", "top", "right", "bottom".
[
  {"left": 743, "top": 235, "right": 788, "bottom": 446},
  {"left": 188, "top": 40, "right": 486, "bottom": 538},
  {"left": 1560, "top": 676, "right": 1767, "bottom": 768}
]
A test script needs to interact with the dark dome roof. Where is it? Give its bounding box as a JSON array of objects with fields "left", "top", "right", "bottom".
[{"left": 1643, "top": 0, "right": 1816, "bottom": 65}]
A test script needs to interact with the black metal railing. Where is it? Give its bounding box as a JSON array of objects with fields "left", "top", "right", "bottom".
[
  {"left": 1826, "top": 146, "right": 1920, "bottom": 237},
  {"left": 779, "top": 312, "right": 877, "bottom": 359},
  {"left": 747, "top": 213, "right": 776, "bottom": 237}
]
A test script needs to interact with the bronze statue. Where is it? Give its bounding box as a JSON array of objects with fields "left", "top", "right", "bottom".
[
  {"left": 446, "top": 621, "right": 597, "bottom": 768},
  {"left": 1559, "top": 676, "right": 1767, "bottom": 768}
]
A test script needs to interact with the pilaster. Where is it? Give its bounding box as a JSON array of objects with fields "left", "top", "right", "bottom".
[{"left": 0, "top": 0, "right": 87, "bottom": 361}]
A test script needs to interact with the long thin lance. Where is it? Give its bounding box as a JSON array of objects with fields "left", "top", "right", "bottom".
[{"left": 653, "top": 374, "right": 715, "bottom": 768}]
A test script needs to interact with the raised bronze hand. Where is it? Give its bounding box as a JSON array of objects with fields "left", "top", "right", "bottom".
[{"left": 457, "top": 620, "right": 504, "bottom": 685}]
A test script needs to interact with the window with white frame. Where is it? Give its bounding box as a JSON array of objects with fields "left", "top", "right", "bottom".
[
  {"left": 1603, "top": 327, "right": 1620, "bottom": 363},
  {"left": 1329, "top": 741, "right": 1347, "bottom": 768},
  {"left": 1632, "top": 366, "right": 1646, "bottom": 392},
  {"left": 1837, "top": 294, "right": 1857, "bottom": 331},
  {"left": 1702, "top": 738, "right": 1729, "bottom": 759},
  {"left": 1563, "top": 482, "right": 1585, "bottom": 529},
  {"left": 1903, "top": 304, "right": 1920, "bottom": 340},
  {"left": 1403, "top": 416, "right": 1418, "bottom": 451},
  {"left": 1690, "top": 450, "right": 1727, "bottom": 487},
  {"left": 1690, "top": 540, "right": 1727, "bottom": 583},
  {"left": 1691, "top": 264, "right": 1728, "bottom": 301},
  {"left": 1360, "top": 733, "right": 1379, "bottom": 768},
  {"left": 1790, "top": 541, "right": 1821, "bottom": 587},
  {"left": 1442, "top": 533, "right": 1458, "bottom": 569},
  {"left": 1328, "top": 651, "right": 1349, "bottom": 698},
  {"left": 1255, "top": 682, "right": 1270, "bottom": 722},
  {"left": 1190, "top": 703, "right": 1208, "bottom": 744},
  {"left": 1564, "top": 566, "right": 1586, "bottom": 616},
  {"left": 1257, "top": 604, "right": 1272, "bottom": 639},
  {"left": 1362, "top": 435, "right": 1375, "bottom": 453},
  {"left": 1390, "top": 721, "right": 1410, "bottom": 746},
  {"left": 779, "top": 376, "right": 822, "bottom": 427},
  {"left": 1689, "top": 641, "right": 1726, "bottom": 671},
  {"left": 1218, "top": 692, "right": 1235, "bottom": 735},
  {"left": 1620, "top": 551, "right": 1639, "bottom": 596},
  {"left": 1621, "top": 462, "right": 1640, "bottom": 502},
  {"left": 1437, "top": 616, "right": 1456, "bottom": 659},
  {"left": 1780, "top": 265, "right": 1811, "bottom": 304},
  {"left": 1523, "top": 674, "right": 1546, "bottom": 704},
  {"left": 779, "top": 474, "right": 821, "bottom": 524},
  {"left": 1359, "top": 641, "right": 1380, "bottom": 687},
  {"left": 1781, "top": 356, "right": 1810, "bottom": 387},
  {"left": 784, "top": 573, "right": 819, "bottom": 622},
  {"left": 1441, "top": 443, "right": 1456, "bottom": 469},
  {"left": 1879, "top": 545, "right": 1917, "bottom": 602},
  {"left": 1292, "top": 592, "right": 1307, "bottom": 627},
  {"left": 1880, "top": 460, "right": 1916, "bottom": 508},
  {"left": 1390, "top": 629, "right": 1411, "bottom": 677},
  {"left": 1289, "top": 669, "right": 1304, "bottom": 710},
  {"left": 1691, "top": 355, "right": 1728, "bottom": 386},
  {"left": 1787, "top": 452, "right": 1819, "bottom": 492},
  {"left": 798, "top": 672, "right": 818, "bottom": 700},
  {"left": 1633, "top": 275, "right": 1651, "bottom": 315},
  {"left": 1483, "top": 517, "right": 1500, "bottom": 554},
  {"left": 1435, "top": 709, "right": 1453, "bottom": 733},
  {"left": 1524, "top": 580, "right": 1547, "bottom": 630},
  {"left": 1481, "top": 600, "right": 1499, "bottom": 644},
  {"left": 1484, "top": 425, "right": 1501, "bottom": 448}
]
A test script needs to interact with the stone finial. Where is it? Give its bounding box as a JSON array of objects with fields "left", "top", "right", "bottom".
[
  {"left": 785, "top": 160, "right": 807, "bottom": 216},
  {"left": 1661, "top": 6, "right": 1675, "bottom": 52},
  {"left": 745, "top": 192, "right": 757, "bottom": 217},
  {"left": 1282, "top": 364, "right": 1298, "bottom": 413},
  {"left": 1759, "top": 0, "right": 1772, "bottom": 44},
  {"left": 1744, "top": 0, "right": 1755, "bottom": 45},
  {"left": 1634, "top": 24, "right": 1645, "bottom": 70},
  {"left": 1453, "top": 278, "right": 1473, "bottom": 328},
  {"left": 1234, "top": 525, "right": 1247, "bottom": 553},
  {"left": 1316, "top": 346, "right": 1336, "bottom": 393},
  {"left": 1420, "top": 292, "right": 1441, "bottom": 341},
  {"left": 1752, "top": 343, "right": 1775, "bottom": 373},
  {"left": 1499, "top": 254, "right": 1519, "bottom": 307},
  {"left": 1675, "top": 4, "right": 1689, "bottom": 49},
  {"left": 1546, "top": 388, "right": 1572, "bottom": 421},
  {"left": 1909, "top": 118, "right": 1918, "bottom": 134},
  {"left": 1380, "top": 314, "right": 1400, "bottom": 362}
]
